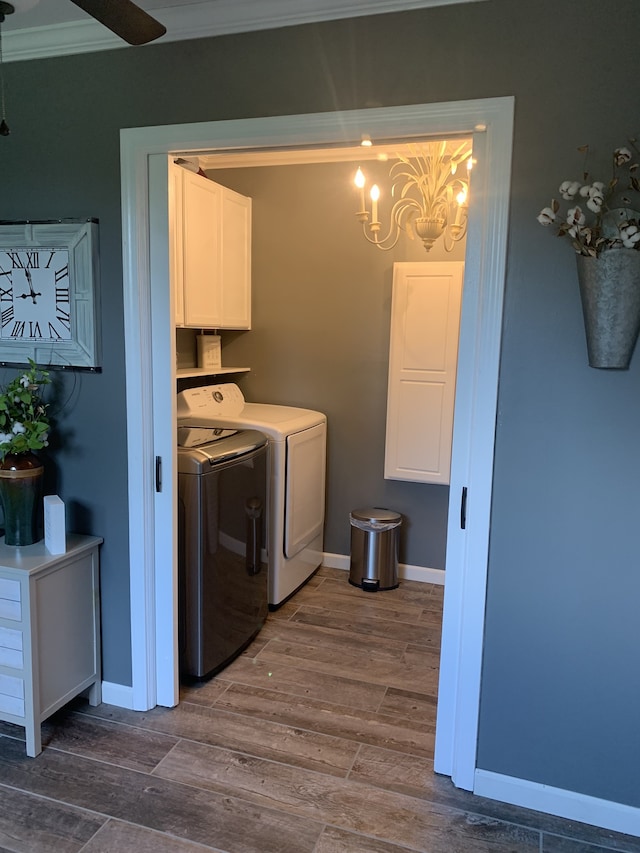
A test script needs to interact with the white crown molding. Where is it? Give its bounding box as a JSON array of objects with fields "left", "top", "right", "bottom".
[{"left": 3, "top": 0, "right": 487, "bottom": 62}]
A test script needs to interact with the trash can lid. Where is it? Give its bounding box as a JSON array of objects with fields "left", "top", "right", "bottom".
[{"left": 351, "top": 507, "right": 402, "bottom": 525}]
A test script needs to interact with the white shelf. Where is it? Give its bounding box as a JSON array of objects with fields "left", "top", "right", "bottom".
[{"left": 176, "top": 366, "right": 250, "bottom": 379}]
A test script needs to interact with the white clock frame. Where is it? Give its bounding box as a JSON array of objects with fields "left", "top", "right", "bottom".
[{"left": 0, "top": 220, "right": 101, "bottom": 370}]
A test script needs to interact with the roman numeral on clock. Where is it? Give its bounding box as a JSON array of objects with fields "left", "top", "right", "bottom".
[
  {"left": 55, "top": 265, "right": 69, "bottom": 283},
  {"left": 28, "top": 322, "right": 42, "bottom": 339},
  {"left": 10, "top": 321, "right": 25, "bottom": 338},
  {"left": 1, "top": 306, "right": 13, "bottom": 327},
  {"left": 7, "top": 252, "right": 24, "bottom": 269},
  {"left": 56, "top": 307, "right": 71, "bottom": 331}
]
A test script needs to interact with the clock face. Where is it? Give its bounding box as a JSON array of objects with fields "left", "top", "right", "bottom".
[{"left": 0, "top": 247, "right": 72, "bottom": 342}]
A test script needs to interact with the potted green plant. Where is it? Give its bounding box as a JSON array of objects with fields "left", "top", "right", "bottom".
[
  {"left": 0, "top": 360, "right": 51, "bottom": 546},
  {"left": 537, "top": 141, "right": 640, "bottom": 369}
]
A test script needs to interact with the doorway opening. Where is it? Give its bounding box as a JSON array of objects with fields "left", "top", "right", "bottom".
[{"left": 120, "top": 97, "right": 514, "bottom": 792}]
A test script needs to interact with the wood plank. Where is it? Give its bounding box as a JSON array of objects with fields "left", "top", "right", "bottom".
[
  {"left": 39, "top": 710, "right": 178, "bottom": 772},
  {"left": 214, "top": 682, "right": 435, "bottom": 757},
  {"left": 290, "top": 605, "right": 442, "bottom": 648},
  {"left": 77, "top": 700, "right": 358, "bottom": 776},
  {"left": 154, "top": 738, "right": 540, "bottom": 853},
  {"left": 256, "top": 634, "right": 440, "bottom": 694},
  {"left": 0, "top": 785, "right": 105, "bottom": 853},
  {"left": 0, "top": 737, "right": 322, "bottom": 853},
  {"left": 216, "top": 654, "right": 388, "bottom": 712},
  {"left": 79, "top": 819, "right": 221, "bottom": 853}
]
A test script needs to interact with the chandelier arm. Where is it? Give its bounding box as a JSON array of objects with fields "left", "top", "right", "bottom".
[{"left": 360, "top": 220, "right": 402, "bottom": 251}]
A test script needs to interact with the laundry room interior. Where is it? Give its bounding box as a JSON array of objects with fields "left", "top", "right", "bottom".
[{"left": 173, "top": 138, "right": 469, "bottom": 590}]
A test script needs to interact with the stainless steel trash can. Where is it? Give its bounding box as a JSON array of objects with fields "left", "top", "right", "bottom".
[{"left": 349, "top": 507, "right": 402, "bottom": 592}]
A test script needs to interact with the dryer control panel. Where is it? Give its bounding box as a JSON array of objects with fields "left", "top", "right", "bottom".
[{"left": 177, "top": 383, "right": 245, "bottom": 418}]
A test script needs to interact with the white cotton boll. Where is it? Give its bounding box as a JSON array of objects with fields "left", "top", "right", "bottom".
[
  {"left": 537, "top": 207, "right": 556, "bottom": 225},
  {"left": 614, "top": 147, "right": 632, "bottom": 166},
  {"left": 587, "top": 193, "right": 604, "bottom": 213},
  {"left": 620, "top": 224, "right": 640, "bottom": 247},
  {"left": 559, "top": 180, "right": 580, "bottom": 200},
  {"left": 11, "top": 422, "right": 26, "bottom": 435},
  {"left": 567, "top": 206, "right": 585, "bottom": 226}
]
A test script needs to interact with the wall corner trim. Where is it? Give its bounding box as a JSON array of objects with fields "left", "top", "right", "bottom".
[
  {"left": 474, "top": 769, "right": 640, "bottom": 839},
  {"left": 100, "top": 681, "right": 134, "bottom": 710}
]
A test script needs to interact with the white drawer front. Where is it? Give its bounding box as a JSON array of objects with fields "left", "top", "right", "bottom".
[
  {"left": 0, "top": 625, "right": 22, "bottom": 651},
  {"left": 0, "top": 621, "right": 23, "bottom": 669},
  {"left": 0, "top": 579, "right": 20, "bottom": 602},
  {"left": 0, "top": 599, "right": 21, "bottom": 621},
  {"left": 0, "top": 691, "right": 24, "bottom": 717},
  {"left": 0, "top": 647, "right": 23, "bottom": 669},
  {"left": 0, "top": 671, "right": 24, "bottom": 699}
]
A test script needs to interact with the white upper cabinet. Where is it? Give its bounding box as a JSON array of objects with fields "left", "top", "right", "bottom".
[
  {"left": 170, "top": 163, "right": 252, "bottom": 330},
  {"left": 384, "top": 261, "right": 463, "bottom": 485}
]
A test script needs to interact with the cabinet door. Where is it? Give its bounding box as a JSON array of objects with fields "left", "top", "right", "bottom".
[
  {"left": 182, "top": 169, "right": 222, "bottom": 327},
  {"left": 173, "top": 168, "right": 252, "bottom": 330},
  {"left": 220, "top": 187, "right": 251, "bottom": 330},
  {"left": 384, "top": 261, "right": 463, "bottom": 484},
  {"left": 169, "top": 162, "right": 185, "bottom": 326}
]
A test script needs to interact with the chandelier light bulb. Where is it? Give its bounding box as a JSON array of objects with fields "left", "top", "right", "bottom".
[
  {"left": 354, "top": 167, "right": 366, "bottom": 214},
  {"left": 370, "top": 184, "right": 380, "bottom": 223}
]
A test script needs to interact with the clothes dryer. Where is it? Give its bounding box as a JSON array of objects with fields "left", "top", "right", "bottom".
[{"left": 177, "top": 383, "right": 327, "bottom": 608}]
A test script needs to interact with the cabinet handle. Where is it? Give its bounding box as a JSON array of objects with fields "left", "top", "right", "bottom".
[
  {"left": 155, "top": 456, "right": 162, "bottom": 493},
  {"left": 460, "top": 486, "right": 468, "bottom": 530}
]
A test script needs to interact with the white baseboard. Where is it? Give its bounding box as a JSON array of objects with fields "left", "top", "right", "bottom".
[
  {"left": 322, "top": 552, "right": 445, "bottom": 585},
  {"left": 101, "top": 681, "right": 134, "bottom": 710},
  {"left": 475, "top": 769, "right": 640, "bottom": 839}
]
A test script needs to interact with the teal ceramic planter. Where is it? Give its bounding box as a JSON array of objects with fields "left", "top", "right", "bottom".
[{"left": 0, "top": 453, "right": 44, "bottom": 546}]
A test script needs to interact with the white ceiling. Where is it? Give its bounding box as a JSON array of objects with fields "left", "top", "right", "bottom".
[{"left": 2, "top": 0, "right": 486, "bottom": 62}]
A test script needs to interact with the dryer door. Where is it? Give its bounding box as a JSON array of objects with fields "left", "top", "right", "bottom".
[{"left": 284, "top": 422, "right": 326, "bottom": 558}]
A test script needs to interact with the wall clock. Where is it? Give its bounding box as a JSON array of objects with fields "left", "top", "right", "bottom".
[{"left": 0, "top": 219, "right": 101, "bottom": 370}]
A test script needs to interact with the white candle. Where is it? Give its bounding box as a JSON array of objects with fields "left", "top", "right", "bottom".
[
  {"left": 354, "top": 168, "right": 366, "bottom": 211},
  {"left": 455, "top": 189, "right": 467, "bottom": 226},
  {"left": 371, "top": 184, "right": 380, "bottom": 223}
]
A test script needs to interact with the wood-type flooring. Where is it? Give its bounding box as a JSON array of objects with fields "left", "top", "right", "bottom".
[{"left": 0, "top": 567, "right": 638, "bottom": 852}]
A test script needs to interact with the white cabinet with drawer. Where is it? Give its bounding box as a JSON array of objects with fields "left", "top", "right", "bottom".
[{"left": 0, "top": 534, "right": 102, "bottom": 756}]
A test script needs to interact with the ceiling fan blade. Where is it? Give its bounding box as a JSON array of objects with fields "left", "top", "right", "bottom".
[{"left": 69, "top": 0, "right": 166, "bottom": 46}]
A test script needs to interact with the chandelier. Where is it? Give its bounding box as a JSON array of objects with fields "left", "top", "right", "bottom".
[{"left": 353, "top": 140, "right": 473, "bottom": 252}]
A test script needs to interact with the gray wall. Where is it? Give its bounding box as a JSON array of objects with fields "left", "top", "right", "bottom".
[{"left": 1, "top": 0, "right": 639, "bottom": 811}]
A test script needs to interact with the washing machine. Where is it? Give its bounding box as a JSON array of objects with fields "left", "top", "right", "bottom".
[
  {"left": 177, "top": 426, "right": 269, "bottom": 678},
  {"left": 177, "top": 383, "right": 327, "bottom": 608}
]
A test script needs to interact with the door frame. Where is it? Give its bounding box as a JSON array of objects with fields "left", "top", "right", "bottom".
[{"left": 120, "top": 96, "right": 514, "bottom": 791}]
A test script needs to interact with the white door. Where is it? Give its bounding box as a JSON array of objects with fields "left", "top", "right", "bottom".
[
  {"left": 385, "top": 261, "right": 464, "bottom": 485},
  {"left": 120, "top": 98, "right": 514, "bottom": 792}
]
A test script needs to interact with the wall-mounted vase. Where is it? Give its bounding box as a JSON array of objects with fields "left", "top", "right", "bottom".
[{"left": 575, "top": 248, "right": 640, "bottom": 369}]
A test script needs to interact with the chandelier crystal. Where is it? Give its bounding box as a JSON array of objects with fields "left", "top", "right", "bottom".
[{"left": 354, "top": 140, "right": 473, "bottom": 252}]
